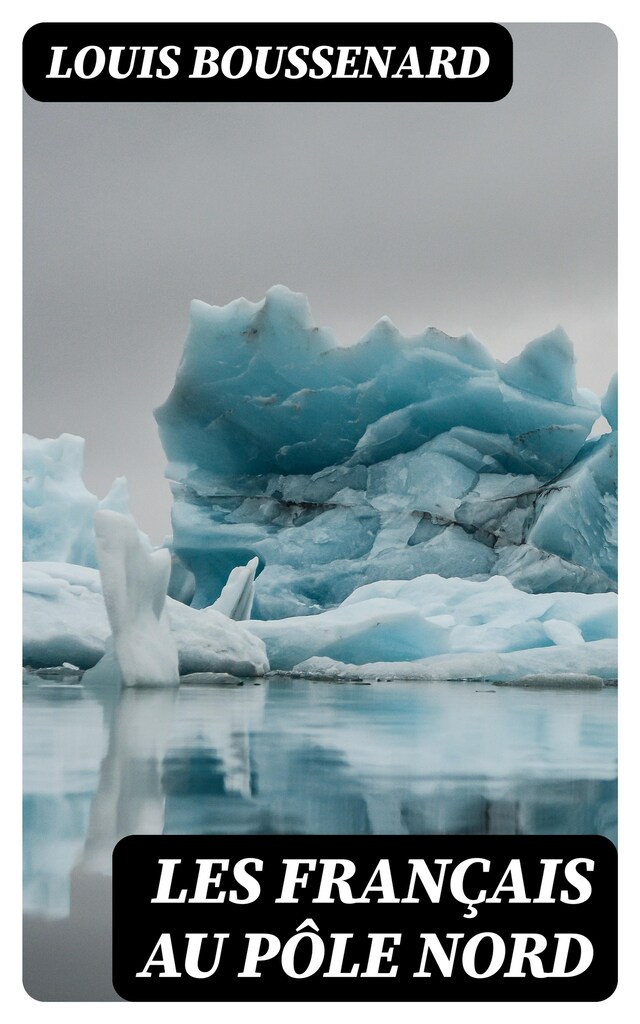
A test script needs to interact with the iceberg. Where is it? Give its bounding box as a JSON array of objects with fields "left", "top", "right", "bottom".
[
  {"left": 23, "top": 561, "right": 269, "bottom": 677},
  {"left": 23, "top": 433, "right": 143, "bottom": 567},
  {"left": 23, "top": 562, "right": 108, "bottom": 669},
  {"left": 155, "top": 286, "right": 617, "bottom": 618},
  {"left": 246, "top": 572, "right": 616, "bottom": 677},
  {"left": 23, "top": 288, "right": 616, "bottom": 685},
  {"left": 290, "top": 642, "right": 617, "bottom": 684},
  {"left": 90, "top": 510, "right": 179, "bottom": 688},
  {"left": 166, "top": 599, "right": 268, "bottom": 676}
]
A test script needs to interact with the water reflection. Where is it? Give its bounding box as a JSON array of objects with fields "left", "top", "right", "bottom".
[{"left": 23, "top": 673, "right": 617, "bottom": 999}]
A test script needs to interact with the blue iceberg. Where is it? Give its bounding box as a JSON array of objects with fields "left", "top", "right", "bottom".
[
  {"left": 22, "top": 289, "right": 617, "bottom": 685},
  {"left": 23, "top": 433, "right": 142, "bottom": 566},
  {"left": 155, "top": 286, "right": 617, "bottom": 618}
]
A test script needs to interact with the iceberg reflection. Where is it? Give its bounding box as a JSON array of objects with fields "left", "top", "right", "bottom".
[
  {"left": 23, "top": 674, "right": 617, "bottom": 1000},
  {"left": 24, "top": 674, "right": 616, "bottom": 923}
]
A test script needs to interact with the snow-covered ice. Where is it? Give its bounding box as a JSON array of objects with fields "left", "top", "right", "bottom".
[
  {"left": 23, "top": 562, "right": 108, "bottom": 669},
  {"left": 155, "top": 286, "right": 617, "bottom": 617},
  {"left": 23, "top": 561, "right": 269, "bottom": 678},
  {"left": 24, "top": 562, "right": 614, "bottom": 683},
  {"left": 246, "top": 571, "right": 616, "bottom": 677},
  {"left": 166, "top": 599, "right": 268, "bottom": 676},
  {"left": 291, "top": 641, "right": 617, "bottom": 684}
]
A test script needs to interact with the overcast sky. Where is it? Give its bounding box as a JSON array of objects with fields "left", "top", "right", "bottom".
[{"left": 23, "top": 23, "right": 617, "bottom": 542}]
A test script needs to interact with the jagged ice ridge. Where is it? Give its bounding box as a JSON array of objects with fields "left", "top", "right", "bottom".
[{"left": 156, "top": 286, "right": 617, "bottom": 618}]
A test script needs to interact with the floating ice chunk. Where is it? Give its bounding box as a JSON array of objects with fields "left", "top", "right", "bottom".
[
  {"left": 93, "top": 510, "right": 179, "bottom": 687},
  {"left": 292, "top": 638, "right": 617, "bottom": 684},
  {"left": 167, "top": 602, "right": 268, "bottom": 676},
  {"left": 247, "top": 598, "right": 450, "bottom": 671},
  {"left": 341, "top": 572, "right": 615, "bottom": 639},
  {"left": 23, "top": 562, "right": 108, "bottom": 668},
  {"left": 246, "top": 571, "right": 615, "bottom": 673},
  {"left": 155, "top": 287, "right": 612, "bottom": 614},
  {"left": 23, "top": 433, "right": 146, "bottom": 567},
  {"left": 23, "top": 561, "right": 269, "bottom": 676},
  {"left": 212, "top": 557, "right": 259, "bottom": 620}
]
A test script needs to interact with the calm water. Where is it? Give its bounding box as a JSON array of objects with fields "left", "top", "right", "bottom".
[{"left": 23, "top": 672, "right": 617, "bottom": 1000}]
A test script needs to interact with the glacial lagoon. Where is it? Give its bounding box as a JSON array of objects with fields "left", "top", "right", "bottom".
[{"left": 23, "top": 673, "right": 616, "bottom": 1000}]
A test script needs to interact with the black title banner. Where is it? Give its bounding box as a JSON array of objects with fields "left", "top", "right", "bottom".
[
  {"left": 113, "top": 835, "right": 616, "bottom": 1001},
  {"left": 23, "top": 23, "right": 513, "bottom": 102}
]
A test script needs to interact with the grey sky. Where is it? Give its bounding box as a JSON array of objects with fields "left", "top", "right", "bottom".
[{"left": 23, "top": 23, "right": 617, "bottom": 542}]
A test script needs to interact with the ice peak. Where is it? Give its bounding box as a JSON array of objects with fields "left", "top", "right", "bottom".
[{"left": 497, "top": 326, "right": 578, "bottom": 405}]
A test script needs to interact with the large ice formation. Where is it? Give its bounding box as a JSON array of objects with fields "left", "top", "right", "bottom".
[
  {"left": 155, "top": 286, "right": 618, "bottom": 618},
  {"left": 22, "top": 289, "right": 617, "bottom": 684},
  {"left": 91, "top": 510, "right": 179, "bottom": 687},
  {"left": 246, "top": 572, "right": 616, "bottom": 679},
  {"left": 23, "top": 433, "right": 140, "bottom": 566},
  {"left": 23, "top": 561, "right": 269, "bottom": 677}
]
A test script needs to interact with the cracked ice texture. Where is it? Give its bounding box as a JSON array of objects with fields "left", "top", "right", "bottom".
[
  {"left": 23, "top": 433, "right": 138, "bottom": 567},
  {"left": 155, "top": 286, "right": 617, "bottom": 617}
]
